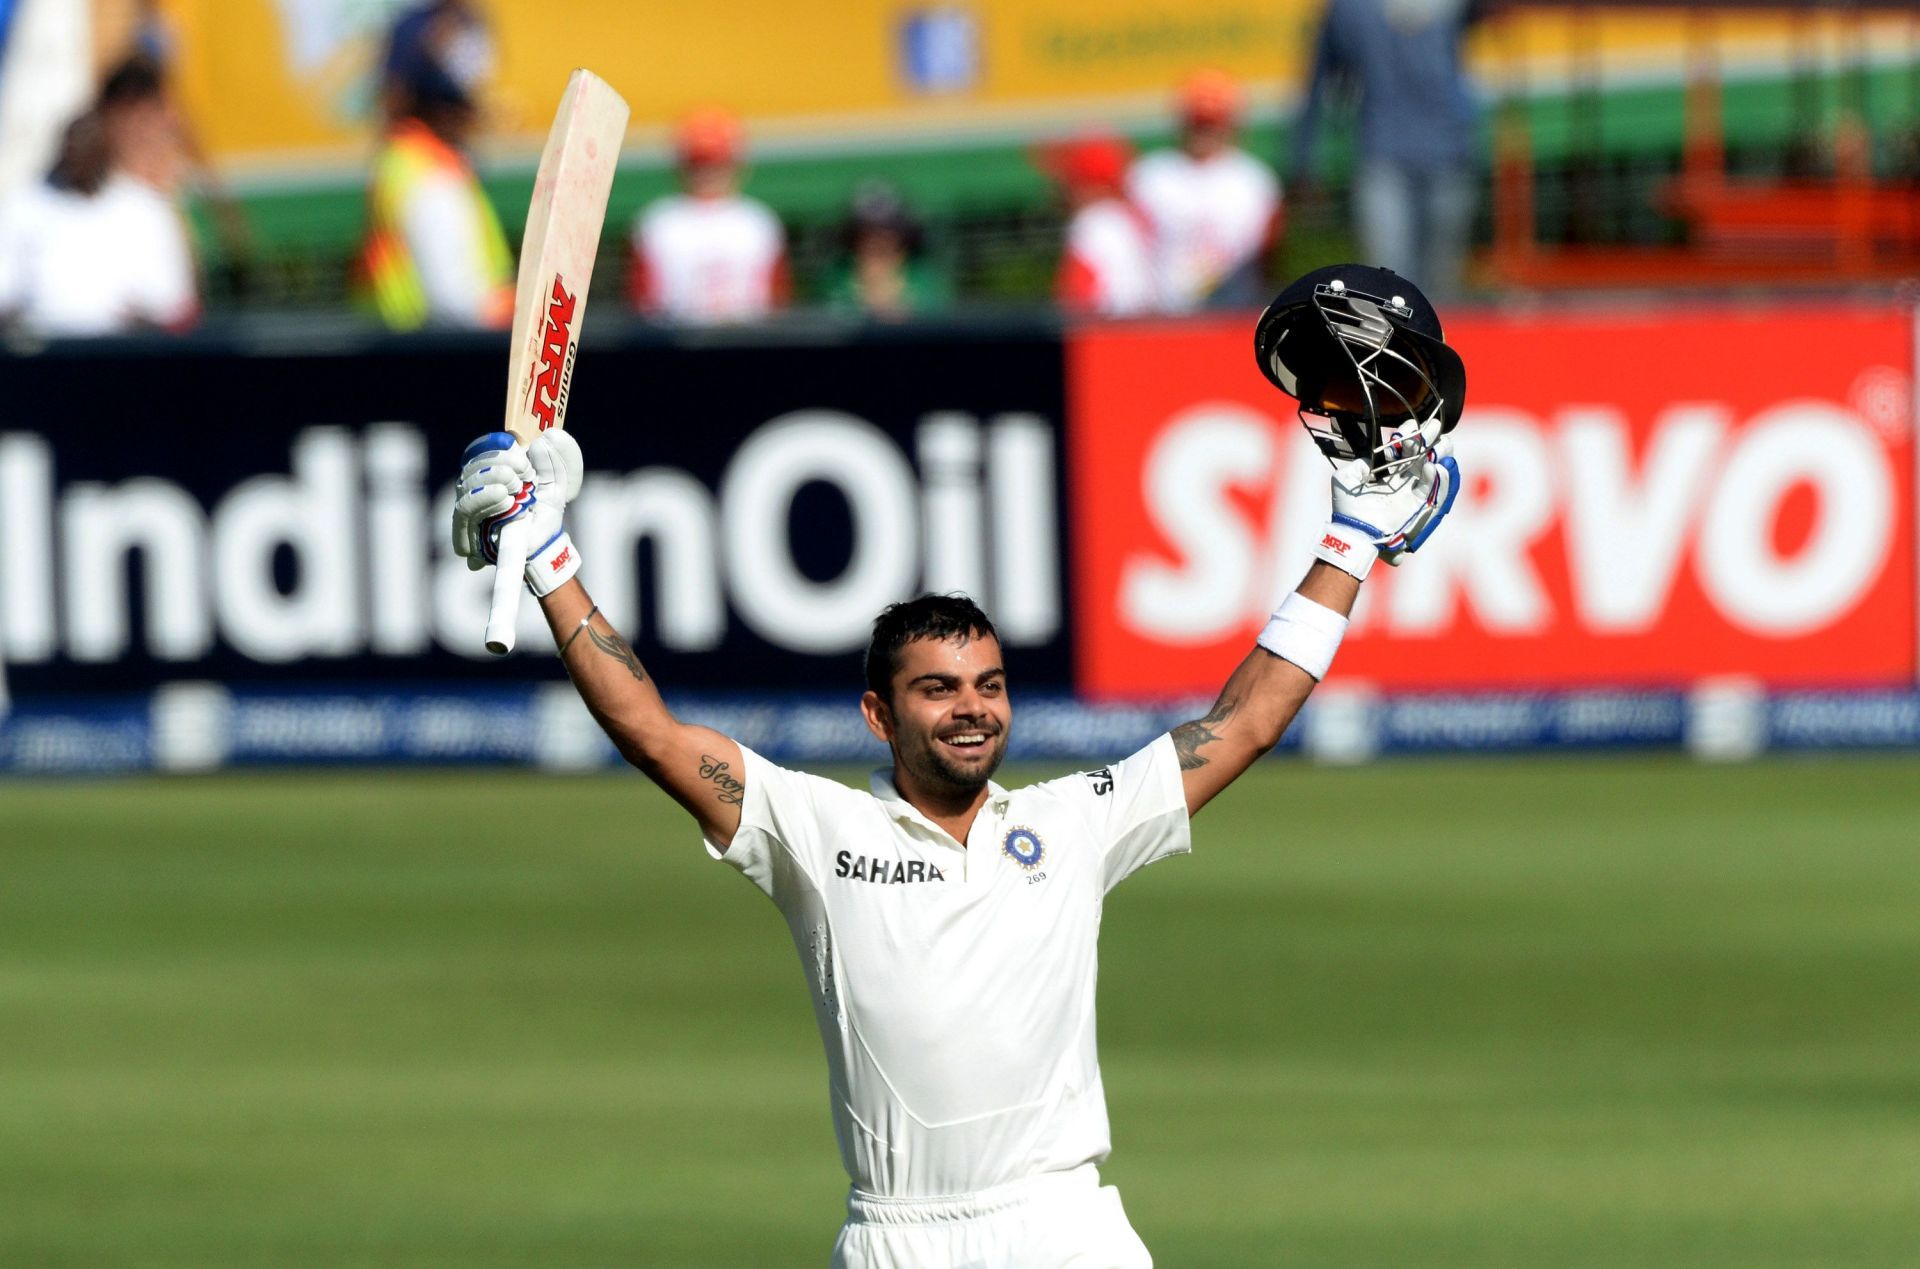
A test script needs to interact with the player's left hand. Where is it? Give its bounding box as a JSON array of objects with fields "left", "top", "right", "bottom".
[
  {"left": 1313, "top": 437, "right": 1461, "bottom": 580},
  {"left": 451, "top": 429, "right": 585, "bottom": 595}
]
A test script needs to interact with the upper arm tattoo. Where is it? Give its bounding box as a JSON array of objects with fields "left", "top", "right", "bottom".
[
  {"left": 1171, "top": 692, "right": 1240, "bottom": 771},
  {"left": 584, "top": 621, "right": 648, "bottom": 684},
  {"left": 698, "top": 754, "right": 746, "bottom": 805}
]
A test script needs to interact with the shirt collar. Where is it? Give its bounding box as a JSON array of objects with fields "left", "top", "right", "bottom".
[{"left": 869, "top": 767, "right": 1011, "bottom": 839}]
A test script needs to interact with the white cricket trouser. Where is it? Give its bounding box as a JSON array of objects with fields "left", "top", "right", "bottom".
[{"left": 830, "top": 1165, "right": 1152, "bottom": 1269}]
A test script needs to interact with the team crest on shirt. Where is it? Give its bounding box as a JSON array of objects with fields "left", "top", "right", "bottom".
[{"left": 1002, "top": 826, "right": 1045, "bottom": 870}]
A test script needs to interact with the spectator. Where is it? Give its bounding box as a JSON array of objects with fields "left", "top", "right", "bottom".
[
  {"left": 823, "top": 181, "right": 949, "bottom": 318},
  {"left": 1292, "top": 0, "right": 1481, "bottom": 302},
  {"left": 628, "top": 108, "right": 788, "bottom": 323},
  {"left": 378, "top": 1, "right": 493, "bottom": 129},
  {"left": 1128, "top": 69, "right": 1282, "bottom": 310},
  {"left": 0, "top": 57, "right": 198, "bottom": 337},
  {"left": 1042, "top": 132, "right": 1159, "bottom": 317},
  {"left": 126, "top": 0, "right": 255, "bottom": 289},
  {"left": 131, "top": 0, "right": 180, "bottom": 69},
  {"left": 356, "top": 1, "right": 511, "bottom": 330}
]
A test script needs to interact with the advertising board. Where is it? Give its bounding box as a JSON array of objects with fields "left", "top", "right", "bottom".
[
  {"left": 0, "top": 327, "right": 1071, "bottom": 696},
  {"left": 5, "top": 303, "right": 1918, "bottom": 763},
  {"left": 1068, "top": 308, "right": 1917, "bottom": 697}
]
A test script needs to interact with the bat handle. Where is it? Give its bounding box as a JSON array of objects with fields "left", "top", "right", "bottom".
[{"left": 484, "top": 520, "right": 533, "bottom": 656}]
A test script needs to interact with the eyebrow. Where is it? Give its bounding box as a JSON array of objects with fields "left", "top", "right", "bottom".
[{"left": 908, "top": 667, "right": 1006, "bottom": 689}]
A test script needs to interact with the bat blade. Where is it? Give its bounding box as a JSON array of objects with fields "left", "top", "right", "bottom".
[
  {"left": 505, "top": 68, "right": 628, "bottom": 444},
  {"left": 486, "top": 68, "right": 630, "bottom": 656}
]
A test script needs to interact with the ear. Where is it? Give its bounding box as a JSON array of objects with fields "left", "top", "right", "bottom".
[{"left": 860, "top": 690, "right": 895, "bottom": 744}]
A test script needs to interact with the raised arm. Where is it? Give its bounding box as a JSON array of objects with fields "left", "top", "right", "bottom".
[
  {"left": 1175, "top": 562, "right": 1356, "bottom": 816},
  {"left": 538, "top": 579, "right": 746, "bottom": 847},
  {"left": 453, "top": 430, "right": 746, "bottom": 847},
  {"left": 1183, "top": 265, "right": 1469, "bottom": 816},
  {"left": 1175, "top": 444, "right": 1462, "bottom": 818}
]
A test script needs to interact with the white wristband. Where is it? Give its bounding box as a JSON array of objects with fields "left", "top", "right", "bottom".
[
  {"left": 1255, "top": 591, "right": 1349, "bottom": 681},
  {"left": 525, "top": 529, "right": 581, "bottom": 597},
  {"left": 1312, "top": 519, "right": 1379, "bottom": 581}
]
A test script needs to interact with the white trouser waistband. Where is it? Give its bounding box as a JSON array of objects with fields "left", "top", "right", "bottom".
[{"left": 845, "top": 1165, "right": 1100, "bottom": 1227}]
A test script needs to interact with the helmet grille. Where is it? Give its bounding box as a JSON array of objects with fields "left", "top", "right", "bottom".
[{"left": 1265, "top": 282, "right": 1451, "bottom": 484}]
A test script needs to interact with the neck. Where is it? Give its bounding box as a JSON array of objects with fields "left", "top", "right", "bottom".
[{"left": 892, "top": 766, "right": 991, "bottom": 843}]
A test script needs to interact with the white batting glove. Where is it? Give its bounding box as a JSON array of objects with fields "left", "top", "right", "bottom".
[
  {"left": 452, "top": 433, "right": 529, "bottom": 565},
  {"left": 451, "top": 429, "right": 585, "bottom": 596},
  {"left": 1313, "top": 439, "right": 1461, "bottom": 581}
]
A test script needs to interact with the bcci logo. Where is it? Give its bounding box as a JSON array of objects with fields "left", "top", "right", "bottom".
[{"left": 1002, "top": 826, "right": 1045, "bottom": 870}]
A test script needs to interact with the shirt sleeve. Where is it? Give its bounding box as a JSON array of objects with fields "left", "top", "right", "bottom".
[
  {"left": 0, "top": 193, "right": 29, "bottom": 316},
  {"left": 701, "top": 745, "right": 835, "bottom": 907},
  {"left": 403, "top": 171, "right": 493, "bottom": 327},
  {"left": 632, "top": 205, "right": 672, "bottom": 315},
  {"left": 1251, "top": 158, "right": 1281, "bottom": 218},
  {"left": 1123, "top": 156, "right": 1165, "bottom": 227},
  {"left": 126, "top": 199, "right": 197, "bottom": 329},
  {"left": 1051, "top": 734, "right": 1192, "bottom": 892}
]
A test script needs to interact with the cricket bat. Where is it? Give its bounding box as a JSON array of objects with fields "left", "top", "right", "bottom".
[{"left": 484, "top": 69, "right": 630, "bottom": 655}]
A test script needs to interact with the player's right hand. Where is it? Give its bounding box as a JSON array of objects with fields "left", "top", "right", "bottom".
[
  {"left": 453, "top": 433, "right": 533, "bottom": 570},
  {"left": 452, "top": 430, "right": 585, "bottom": 595}
]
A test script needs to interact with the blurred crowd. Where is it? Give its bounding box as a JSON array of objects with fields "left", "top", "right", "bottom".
[
  {"left": 0, "top": 0, "right": 1482, "bottom": 338},
  {"left": 0, "top": 54, "right": 198, "bottom": 336}
]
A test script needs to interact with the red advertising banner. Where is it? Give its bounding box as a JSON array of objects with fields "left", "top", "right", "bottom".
[{"left": 1068, "top": 308, "right": 1917, "bottom": 697}]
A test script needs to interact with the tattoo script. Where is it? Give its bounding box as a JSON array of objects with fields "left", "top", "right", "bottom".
[
  {"left": 1171, "top": 693, "right": 1240, "bottom": 770},
  {"left": 698, "top": 754, "right": 746, "bottom": 805},
  {"left": 586, "top": 622, "right": 648, "bottom": 684}
]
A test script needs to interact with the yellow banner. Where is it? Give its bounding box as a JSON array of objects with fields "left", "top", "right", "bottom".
[{"left": 159, "top": 1, "right": 1901, "bottom": 170}]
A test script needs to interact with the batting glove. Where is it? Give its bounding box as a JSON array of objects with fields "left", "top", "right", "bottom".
[
  {"left": 1313, "top": 439, "right": 1461, "bottom": 581},
  {"left": 451, "top": 429, "right": 585, "bottom": 596}
]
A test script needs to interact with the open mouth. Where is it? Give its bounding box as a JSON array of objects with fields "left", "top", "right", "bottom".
[{"left": 938, "top": 731, "right": 994, "bottom": 754}]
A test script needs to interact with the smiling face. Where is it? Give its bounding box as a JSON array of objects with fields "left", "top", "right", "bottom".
[{"left": 861, "top": 632, "right": 1012, "bottom": 804}]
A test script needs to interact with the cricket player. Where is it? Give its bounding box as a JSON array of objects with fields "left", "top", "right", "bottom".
[{"left": 452, "top": 264, "right": 1464, "bottom": 1266}]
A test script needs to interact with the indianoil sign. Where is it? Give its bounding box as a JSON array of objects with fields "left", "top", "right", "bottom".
[{"left": 0, "top": 329, "right": 1070, "bottom": 693}]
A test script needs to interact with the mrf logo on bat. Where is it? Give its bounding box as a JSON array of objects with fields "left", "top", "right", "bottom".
[{"left": 525, "top": 275, "right": 578, "bottom": 429}]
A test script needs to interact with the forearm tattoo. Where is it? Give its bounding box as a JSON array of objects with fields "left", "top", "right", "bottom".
[
  {"left": 698, "top": 754, "right": 746, "bottom": 805},
  {"left": 1172, "top": 693, "right": 1240, "bottom": 770},
  {"left": 585, "top": 621, "right": 648, "bottom": 684}
]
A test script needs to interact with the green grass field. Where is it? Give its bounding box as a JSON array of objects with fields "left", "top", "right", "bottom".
[{"left": 5, "top": 757, "right": 1918, "bottom": 1268}]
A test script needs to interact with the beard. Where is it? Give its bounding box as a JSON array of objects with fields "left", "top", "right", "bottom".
[{"left": 898, "top": 721, "right": 1011, "bottom": 799}]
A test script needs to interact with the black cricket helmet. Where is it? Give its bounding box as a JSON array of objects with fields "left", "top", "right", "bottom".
[{"left": 1254, "top": 264, "right": 1465, "bottom": 483}]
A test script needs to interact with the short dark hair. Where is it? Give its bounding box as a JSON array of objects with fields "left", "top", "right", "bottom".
[
  {"left": 864, "top": 594, "right": 999, "bottom": 700},
  {"left": 48, "top": 112, "right": 109, "bottom": 196},
  {"left": 98, "top": 55, "right": 167, "bottom": 112}
]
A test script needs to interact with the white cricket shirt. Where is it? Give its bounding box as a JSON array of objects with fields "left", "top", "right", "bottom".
[
  {"left": 1127, "top": 147, "right": 1280, "bottom": 311},
  {"left": 706, "top": 734, "right": 1191, "bottom": 1198},
  {"left": 1061, "top": 198, "right": 1161, "bottom": 317},
  {"left": 401, "top": 169, "right": 505, "bottom": 328},
  {"left": 631, "top": 192, "right": 783, "bottom": 324},
  {"left": 0, "top": 175, "right": 195, "bottom": 336}
]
